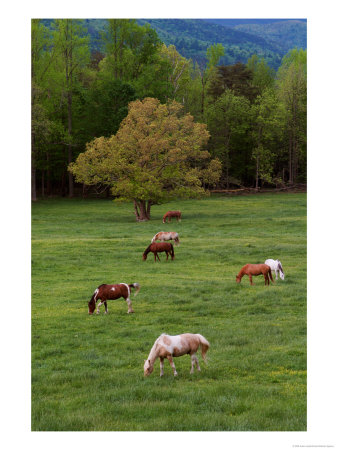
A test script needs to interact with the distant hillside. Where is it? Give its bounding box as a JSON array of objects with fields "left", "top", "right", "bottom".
[
  {"left": 137, "top": 19, "right": 306, "bottom": 70},
  {"left": 41, "top": 19, "right": 306, "bottom": 71},
  {"left": 233, "top": 20, "right": 307, "bottom": 53}
]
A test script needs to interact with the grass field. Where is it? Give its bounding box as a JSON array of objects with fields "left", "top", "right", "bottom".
[{"left": 31, "top": 193, "right": 306, "bottom": 431}]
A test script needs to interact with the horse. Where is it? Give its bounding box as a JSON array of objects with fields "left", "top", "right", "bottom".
[
  {"left": 143, "top": 242, "right": 174, "bottom": 262},
  {"left": 163, "top": 210, "right": 181, "bottom": 223},
  {"left": 236, "top": 263, "right": 274, "bottom": 286},
  {"left": 265, "top": 259, "right": 285, "bottom": 280},
  {"left": 144, "top": 333, "right": 210, "bottom": 377},
  {"left": 151, "top": 231, "right": 180, "bottom": 246},
  {"left": 88, "top": 283, "right": 140, "bottom": 315}
]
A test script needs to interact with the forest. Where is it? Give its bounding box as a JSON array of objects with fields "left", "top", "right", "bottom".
[{"left": 31, "top": 19, "right": 307, "bottom": 201}]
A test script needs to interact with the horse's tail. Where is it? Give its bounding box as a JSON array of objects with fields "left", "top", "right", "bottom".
[
  {"left": 268, "top": 267, "right": 274, "bottom": 282},
  {"left": 170, "top": 243, "right": 175, "bottom": 259},
  {"left": 197, "top": 334, "right": 210, "bottom": 363},
  {"left": 174, "top": 235, "right": 180, "bottom": 246},
  {"left": 129, "top": 283, "right": 140, "bottom": 296}
]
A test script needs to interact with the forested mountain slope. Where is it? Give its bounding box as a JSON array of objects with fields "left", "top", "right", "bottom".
[
  {"left": 137, "top": 19, "right": 306, "bottom": 69},
  {"left": 42, "top": 18, "right": 306, "bottom": 70}
]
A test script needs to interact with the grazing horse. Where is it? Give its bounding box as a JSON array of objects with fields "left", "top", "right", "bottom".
[
  {"left": 144, "top": 333, "right": 210, "bottom": 377},
  {"left": 151, "top": 231, "right": 180, "bottom": 246},
  {"left": 88, "top": 283, "right": 140, "bottom": 315},
  {"left": 163, "top": 210, "right": 181, "bottom": 223},
  {"left": 143, "top": 242, "right": 174, "bottom": 262},
  {"left": 236, "top": 264, "right": 274, "bottom": 286},
  {"left": 265, "top": 259, "right": 285, "bottom": 280}
]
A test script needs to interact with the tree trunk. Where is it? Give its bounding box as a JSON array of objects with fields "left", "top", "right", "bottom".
[
  {"left": 146, "top": 200, "right": 152, "bottom": 220},
  {"left": 66, "top": 19, "right": 74, "bottom": 198},
  {"left": 67, "top": 77, "right": 74, "bottom": 198},
  {"left": 134, "top": 200, "right": 151, "bottom": 221},
  {"left": 255, "top": 155, "right": 260, "bottom": 189},
  {"left": 46, "top": 151, "right": 51, "bottom": 196},
  {"left": 31, "top": 141, "right": 37, "bottom": 201},
  {"left": 41, "top": 170, "right": 45, "bottom": 197}
]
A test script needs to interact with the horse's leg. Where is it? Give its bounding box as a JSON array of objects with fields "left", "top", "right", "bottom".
[
  {"left": 167, "top": 356, "right": 178, "bottom": 376},
  {"left": 160, "top": 357, "right": 164, "bottom": 377},
  {"left": 264, "top": 273, "right": 269, "bottom": 285},
  {"left": 166, "top": 251, "right": 169, "bottom": 260},
  {"left": 104, "top": 301, "right": 108, "bottom": 314},
  {"left": 125, "top": 296, "right": 134, "bottom": 313},
  {"left": 249, "top": 274, "right": 253, "bottom": 285},
  {"left": 96, "top": 301, "right": 104, "bottom": 314},
  {"left": 275, "top": 270, "right": 278, "bottom": 280},
  {"left": 190, "top": 354, "right": 201, "bottom": 373}
]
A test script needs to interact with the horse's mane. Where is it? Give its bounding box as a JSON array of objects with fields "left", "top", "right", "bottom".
[{"left": 143, "top": 244, "right": 153, "bottom": 256}]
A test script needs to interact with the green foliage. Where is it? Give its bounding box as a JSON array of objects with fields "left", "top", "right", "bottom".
[
  {"left": 32, "top": 193, "right": 306, "bottom": 430},
  {"left": 208, "top": 63, "right": 258, "bottom": 102},
  {"left": 251, "top": 88, "right": 284, "bottom": 186},
  {"left": 206, "top": 91, "right": 251, "bottom": 187},
  {"left": 32, "top": 19, "right": 307, "bottom": 197},
  {"left": 276, "top": 49, "right": 307, "bottom": 183}
]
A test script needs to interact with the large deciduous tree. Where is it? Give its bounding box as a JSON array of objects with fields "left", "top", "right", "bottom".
[
  {"left": 69, "top": 97, "right": 221, "bottom": 221},
  {"left": 52, "top": 19, "right": 90, "bottom": 197},
  {"left": 276, "top": 49, "right": 307, "bottom": 184},
  {"left": 206, "top": 91, "right": 251, "bottom": 188}
]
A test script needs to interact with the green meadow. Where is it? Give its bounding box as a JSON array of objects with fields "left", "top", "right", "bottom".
[{"left": 31, "top": 193, "right": 306, "bottom": 431}]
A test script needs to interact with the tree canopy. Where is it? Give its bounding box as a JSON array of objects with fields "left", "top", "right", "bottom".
[{"left": 69, "top": 97, "right": 221, "bottom": 220}]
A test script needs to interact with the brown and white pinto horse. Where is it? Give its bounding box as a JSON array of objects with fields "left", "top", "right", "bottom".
[
  {"left": 236, "top": 264, "right": 274, "bottom": 286},
  {"left": 144, "top": 333, "right": 210, "bottom": 377},
  {"left": 88, "top": 283, "right": 140, "bottom": 315},
  {"left": 151, "top": 231, "right": 180, "bottom": 246},
  {"left": 163, "top": 210, "right": 181, "bottom": 223},
  {"left": 143, "top": 242, "right": 174, "bottom": 262}
]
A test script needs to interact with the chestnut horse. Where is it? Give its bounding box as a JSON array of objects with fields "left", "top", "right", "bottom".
[
  {"left": 143, "top": 242, "right": 174, "bottom": 262},
  {"left": 144, "top": 333, "right": 210, "bottom": 377},
  {"left": 163, "top": 210, "right": 181, "bottom": 223},
  {"left": 236, "top": 264, "right": 274, "bottom": 285},
  {"left": 151, "top": 231, "right": 180, "bottom": 246},
  {"left": 88, "top": 283, "right": 140, "bottom": 314}
]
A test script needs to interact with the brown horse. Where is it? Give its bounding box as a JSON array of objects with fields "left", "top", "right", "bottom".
[
  {"left": 88, "top": 283, "right": 140, "bottom": 314},
  {"left": 236, "top": 264, "right": 274, "bottom": 285},
  {"left": 163, "top": 210, "right": 181, "bottom": 223},
  {"left": 143, "top": 242, "right": 174, "bottom": 262}
]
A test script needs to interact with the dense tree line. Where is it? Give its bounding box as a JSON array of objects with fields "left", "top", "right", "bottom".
[{"left": 31, "top": 19, "right": 306, "bottom": 201}]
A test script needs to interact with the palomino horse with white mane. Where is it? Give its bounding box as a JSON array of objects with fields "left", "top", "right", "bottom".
[
  {"left": 236, "top": 263, "right": 274, "bottom": 286},
  {"left": 88, "top": 283, "right": 140, "bottom": 314},
  {"left": 265, "top": 259, "right": 285, "bottom": 280},
  {"left": 144, "top": 333, "right": 210, "bottom": 377},
  {"left": 151, "top": 231, "right": 180, "bottom": 246},
  {"left": 163, "top": 210, "right": 181, "bottom": 223}
]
